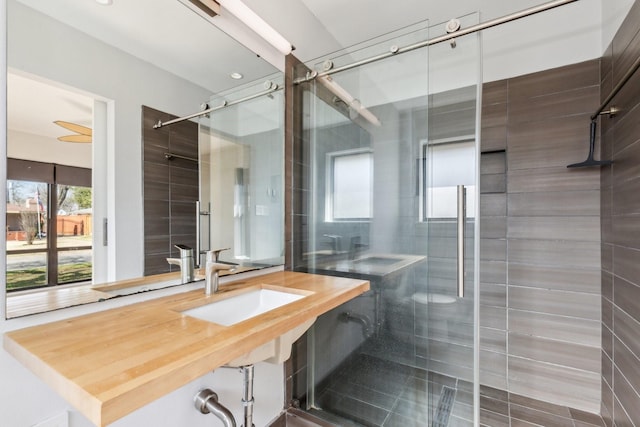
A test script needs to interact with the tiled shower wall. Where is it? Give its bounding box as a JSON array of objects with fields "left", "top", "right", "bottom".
[
  {"left": 142, "top": 106, "right": 199, "bottom": 275},
  {"left": 481, "top": 60, "right": 603, "bottom": 413},
  {"left": 600, "top": 2, "right": 640, "bottom": 425}
]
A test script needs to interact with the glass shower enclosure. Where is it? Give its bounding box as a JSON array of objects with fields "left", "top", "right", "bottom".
[{"left": 292, "top": 16, "right": 480, "bottom": 426}]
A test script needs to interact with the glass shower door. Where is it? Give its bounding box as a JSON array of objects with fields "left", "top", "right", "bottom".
[{"left": 295, "top": 14, "right": 480, "bottom": 427}]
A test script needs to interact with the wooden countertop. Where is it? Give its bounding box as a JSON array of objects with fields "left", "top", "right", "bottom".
[{"left": 3, "top": 271, "right": 369, "bottom": 427}]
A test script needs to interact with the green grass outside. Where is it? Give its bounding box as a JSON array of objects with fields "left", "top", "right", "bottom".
[{"left": 6, "top": 262, "right": 92, "bottom": 291}]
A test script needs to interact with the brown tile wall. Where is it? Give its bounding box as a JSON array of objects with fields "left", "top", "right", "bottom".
[
  {"left": 141, "top": 105, "right": 199, "bottom": 276},
  {"left": 478, "top": 143, "right": 508, "bottom": 392},
  {"left": 284, "top": 54, "right": 310, "bottom": 272},
  {"left": 284, "top": 54, "right": 311, "bottom": 409},
  {"left": 600, "top": 2, "right": 640, "bottom": 425},
  {"left": 481, "top": 60, "right": 603, "bottom": 413}
]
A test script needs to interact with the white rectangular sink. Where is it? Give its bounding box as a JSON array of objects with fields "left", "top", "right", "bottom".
[
  {"left": 182, "top": 288, "right": 305, "bottom": 326},
  {"left": 181, "top": 288, "right": 315, "bottom": 366}
]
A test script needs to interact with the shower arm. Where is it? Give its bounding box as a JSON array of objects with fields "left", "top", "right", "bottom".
[
  {"left": 294, "top": 0, "right": 579, "bottom": 84},
  {"left": 591, "top": 53, "right": 640, "bottom": 120}
]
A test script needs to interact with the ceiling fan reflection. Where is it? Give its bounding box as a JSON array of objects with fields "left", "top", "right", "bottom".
[{"left": 54, "top": 120, "right": 92, "bottom": 143}]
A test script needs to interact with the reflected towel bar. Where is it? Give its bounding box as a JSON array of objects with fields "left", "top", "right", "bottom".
[
  {"left": 164, "top": 152, "right": 198, "bottom": 162},
  {"left": 153, "top": 82, "right": 280, "bottom": 129}
]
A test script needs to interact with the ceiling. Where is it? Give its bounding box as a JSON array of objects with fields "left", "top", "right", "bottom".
[
  {"left": 7, "top": 0, "right": 623, "bottom": 141},
  {"left": 8, "top": 73, "right": 93, "bottom": 140}
]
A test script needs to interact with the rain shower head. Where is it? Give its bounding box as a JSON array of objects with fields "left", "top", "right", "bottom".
[{"left": 567, "top": 120, "right": 612, "bottom": 168}]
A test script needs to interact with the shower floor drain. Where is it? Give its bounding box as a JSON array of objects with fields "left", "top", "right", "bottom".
[{"left": 431, "top": 386, "right": 456, "bottom": 427}]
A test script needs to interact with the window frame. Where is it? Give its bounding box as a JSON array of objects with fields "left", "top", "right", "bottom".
[{"left": 420, "top": 136, "right": 476, "bottom": 221}]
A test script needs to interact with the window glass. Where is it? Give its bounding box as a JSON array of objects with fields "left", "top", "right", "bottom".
[
  {"left": 424, "top": 140, "right": 476, "bottom": 218},
  {"left": 6, "top": 165, "right": 93, "bottom": 291},
  {"left": 6, "top": 180, "right": 49, "bottom": 291},
  {"left": 57, "top": 185, "right": 93, "bottom": 285},
  {"left": 328, "top": 150, "right": 373, "bottom": 221}
]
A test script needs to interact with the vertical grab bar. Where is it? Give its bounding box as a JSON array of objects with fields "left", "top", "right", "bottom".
[
  {"left": 457, "top": 185, "right": 466, "bottom": 298},
  {"left": 196, "top": 201, "right": 201, "bottom": 268}
]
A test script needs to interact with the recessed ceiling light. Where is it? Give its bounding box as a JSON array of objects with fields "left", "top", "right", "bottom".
[
  {"left": 230, "top": 72, "right": 243, "bottom": 80},
  {"left": 95, "top": 0, "right": 113, "bottom": 5}
]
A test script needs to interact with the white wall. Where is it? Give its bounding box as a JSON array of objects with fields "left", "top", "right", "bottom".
[
  {"left": 2, "top": 2, "right": 285, "bottom": 426},
  {"left": 601, "top": 0, "right": 635, "bottom": 53},
  {"left": 481, "top": 0, "right": 603, "bottom": 82}
]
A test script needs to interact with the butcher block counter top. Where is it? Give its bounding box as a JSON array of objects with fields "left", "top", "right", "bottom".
[{"left": 3, "top": 271, "right": 369, "bottom": 427}]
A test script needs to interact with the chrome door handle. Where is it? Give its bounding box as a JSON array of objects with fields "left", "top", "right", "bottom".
[{"left": 457, "top": 185, "right": 466, "bottom": 298}]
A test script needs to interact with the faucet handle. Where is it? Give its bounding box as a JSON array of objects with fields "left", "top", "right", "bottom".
[
  {"left": 174, "top": 244, "right": 193, "bottom": 256},
  {"left": 206, "top": 248, "right": 231, "bottom": 262}
]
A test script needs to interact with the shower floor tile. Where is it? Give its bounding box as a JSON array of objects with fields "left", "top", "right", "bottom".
[{"left": 302, "top": 352, "right": 606, "bottom": 427}]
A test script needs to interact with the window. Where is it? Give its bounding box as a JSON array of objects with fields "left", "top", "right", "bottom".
[
  {"left": 326, "top": 149, "right": 373, "bottom": 221},
  {"left": 422, "top": 138, "right": 476, "bottom": 219},
  {"left": 6, "top": 159, "right": 92, "bottom": 292}
]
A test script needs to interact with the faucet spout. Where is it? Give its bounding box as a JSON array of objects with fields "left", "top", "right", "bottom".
[
  {"left": 194, "top": 389, "right": 236, "bottom": 427},
  {"left": 205, "top": 262, "right": 234, "bottom": 295},
  {"left": 166, "top": 257, "right": 182, "bottom": 267}
]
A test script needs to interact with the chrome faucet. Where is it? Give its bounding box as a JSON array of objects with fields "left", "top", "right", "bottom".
[
  {"left": 205, "top": 248, "right": 234, "bottom": 295},
  {"left": 167, "top": 244, "right": 195, "bottom": 284}
]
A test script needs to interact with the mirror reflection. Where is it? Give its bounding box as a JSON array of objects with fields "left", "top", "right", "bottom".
[
  {"left": 198, "top": 79, "right": 285, "bottom": 268},
  {"left": 5, "top": 0, "right": 284, "bottom": 318}
]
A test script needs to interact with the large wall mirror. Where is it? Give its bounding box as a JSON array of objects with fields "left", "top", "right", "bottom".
[{"left": 5, "top": 0, "right": 284, "bottom": 318}]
